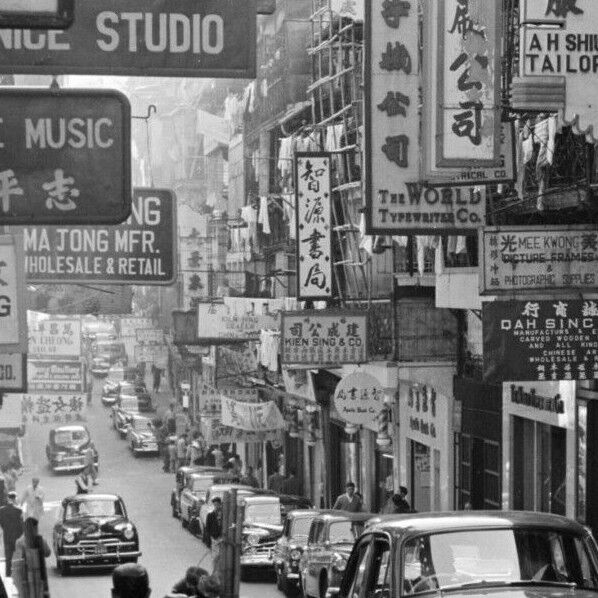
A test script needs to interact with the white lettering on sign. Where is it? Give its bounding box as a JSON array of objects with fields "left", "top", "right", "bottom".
[
  {"left": 129, "top": 195, "right": 161, "bottom": 226},
  {"left": 24, "top": 118, "right": 114, "bottom": 150},
  {"left": 0, "top": 29, "right": 70, "bottom": 51},
  {"left": 95, "top": 12, "right": 224, "bottom": 55}
]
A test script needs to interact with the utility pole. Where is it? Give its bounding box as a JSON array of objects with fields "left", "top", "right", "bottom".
[{"left": 220, "top": 489, "right": 244, "bottom": 598}]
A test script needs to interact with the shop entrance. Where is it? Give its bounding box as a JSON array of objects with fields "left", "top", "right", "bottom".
[{"left": 410, "top": 440, "right": 431, "bottom": 512}]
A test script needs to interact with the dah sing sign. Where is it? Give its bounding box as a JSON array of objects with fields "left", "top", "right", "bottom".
[
  {"left": 0, "top": 0, "right": 256, "bottom": 79},
  {"left": 483, "top": 299, "right": 598, "bottom": 382},
  {"left": 21, "top": 188, "right": 176, "bottom": 284},
  {"left": 0, "top": 89, "right": 130, "bottom": 225}
]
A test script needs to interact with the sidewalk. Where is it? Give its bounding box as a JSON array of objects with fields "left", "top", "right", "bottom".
[{"left": 0, "top": 559, "right": 18, "bottom": 597}]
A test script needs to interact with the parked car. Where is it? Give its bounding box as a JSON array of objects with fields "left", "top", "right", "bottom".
[
  {"left": 273, "top": 509, "right": 318, "bottom": 595},
  {"left": 126, "top": 415, "right": 158, "bottom": 456},
  {"left": 240, "top": 495, "right": 285, "bottom": 575},
  {"left": 300, "top": 511, "right": 373, "bottom": 598},
  {"left": 180, "top": 473, "right": 215, "bottom": 530},
  {"left": 46, "top": 425, "right": 98, "bottom": 473},
  {"left": 330, "top": 511, "right": 598, "bottom": 598},
  {"left": 90, "top": 354, "right": 111, "bottom": 377},
  {"left": 277, "top": 494, "right": 314, "bottom": 521},
  {"left": 101, "top": 366, "right": 138, "bottom": 405},
  {"left": 112, "top": 398, "right": 141, "bottom": 437},
  {"left": 116, "top": 381, "right": 152, "bottom": 412},
  {"left": 53, "top": 493, "right": 141, "bottom": 575}
]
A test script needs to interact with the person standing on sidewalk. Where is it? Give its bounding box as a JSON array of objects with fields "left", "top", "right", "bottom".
[
  {"left": 83, "top": 443, "right": 98, "bottom": 486},
  {"left": 156, "top": 421, "right": 171, "bottom": 473},
  {"left": 205, "top": 497, "right": 223, "bottom": 576},
  {"left": 11, "top": 517, "right": 51, "bottom": 598},
  {"left": 176, "top": 433, "right": 187, "bottom": 470},
  {"left": 19, "top": 478, "right": 44, "bottom": 522},
  {"left": 0, "top": 491, "right": 23, "bottom": 577}
]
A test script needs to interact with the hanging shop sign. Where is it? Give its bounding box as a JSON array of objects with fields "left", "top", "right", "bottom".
[
  {"left": 0, "top": 0, "right": 256, "bottom": 79},
  {"left": 220, "top": 397, "right": 285, "bottom": 431},
  {"left": 201, "top": 417, "right": 282, "bottom": 444},
  {"left": 135, "top": 328, "right": 163, "bottom": 344},
  {"left": 199, "top": 383, "right": 258, "bottom": 416},
  {"left": 0, "top": 234, "right": 27, "bottom": 354},
  {"left": 133, "top": 344, "right": 167, "bottom": 367},
  {"left": 20, "top": 393, "right": 86, "bottom": 424},
  {"left": 281, "top": 310, "right": 368, "bottom": 367},
  {"left": 0, "top": 353, "right": 27, "bottom": 393},
  {"left": 483, "top": 299, "right": 598, "bottom": 382},
  {"left": 196, "top": 301, "right": 280, "bottom": 344},
  {"left": 0, "top": 89, "right": 130, "bottom": 225},
  {"left": 295, "top": 153, "right": 332, "bottom": 300},
  {"left": 334, "top": 371, "right": 385, "bottom": 432},
  {"left": 364, "top": 0, "right": 419, "bottom": 233},
  {"left": 519, "top": 0, "right": 598, "bottom": 141},
  {"left": 27, "top": 359, "right": 83, "bottom": 393},
  {"left": 0, "top": 0, "right": 73, "bottom": 30},
  {"left": 29, "top": 318, "right": 81, "bottom": 358},
  {"left": 480, "top": 225, "right": 598, "bottom": 294},
  {"left": 21, "top": 188, "right": 176, "bottom": 284},
  {"left": 424, "top": 121, "right": 516, "bottom": 188},
  {"left": 435, "top": 0, "right": 502, "bottom": 166},
  {"left": 120, "top": 317, "right": 154, "bottom": 337}
]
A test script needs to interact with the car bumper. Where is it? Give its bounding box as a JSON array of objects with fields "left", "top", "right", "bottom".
[
  {"left": 92, "top": 369, "right": 109, "bottom": 377},
  {"left": 58, "top": 550, "right": 141, "bottom": 564},
  {"left": 241, "top": 553, "right": 275, "bottom": 567},
  {"left": 51, "top": 461, "right": 86, "bottom": 472},
  {"left": 132, "top": 445, "right": 158, "bottom": 454},
  {"left": 101, "top": 395, "right": 117, "bottom": 404}
]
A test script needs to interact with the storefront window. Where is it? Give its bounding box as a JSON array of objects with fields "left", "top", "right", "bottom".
[{"left": 512, "top": 416, "right": 566, "bottom": 515}]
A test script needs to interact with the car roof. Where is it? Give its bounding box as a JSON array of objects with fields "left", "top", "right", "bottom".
[
  {"left": 313, "top": 511, "right": 376, "bottom": 523},
  {"left": 190, "top": 473, "right": 214, "bottom": 480},
  {"left": 365, "top": 511, "right": 589, "bottom": 536},
  {"left": 243, "top": 495, "right": 280, "bottom": 505},
  {"left": 52, "top": 425, "right": 88, "bottom": 432},
  {"left": 210, "top": 484, "right": 256, "bottom": 493},
  {"left": 64, "top": 494, "right": 121, "bottom": 502},
  {"left": 287, "top": 509, "right": 319, "bottom": 519}
]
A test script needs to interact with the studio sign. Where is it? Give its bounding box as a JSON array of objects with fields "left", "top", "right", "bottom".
[{"left": 510, "top": 384, "right": 564, "bottom": 414}]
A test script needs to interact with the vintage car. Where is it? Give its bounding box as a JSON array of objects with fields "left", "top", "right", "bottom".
[
  {"left": 90, "top": 354, "right": 111, "bottom": 377},
  {"left": 329, "top": 511, "right": 598, "bottom": 598},
  {"left": 126, "top": 415, "right": 158, "bottom": 456},
  {"left": 273, "top": 509, "right": 319, "bottom": 595},
  {"left": 277, "top": 494, "right": 314, "bottom": 520},
  {"left": 53, "top": 493, "right": 141, "bottom": 575},
  {"left": 240, "top": 495, "right": 284, "bottom": 575},
  {"left": 117, "top": 381, "right": 152, "bottom": 412},
  {"left": 180, "top": 473, "right": 215, "bottom": 530},
  {"left": 46, "top": 425, "right": 98, "bottom": 473},
  {"left": 101, "top": 368, "right": 140, "bottom": 405},
  {"left": 300, "top": 511, "right": 373, "bottom": 598},
  {"left": 112, "top": 397, "right": 141, "bottom": 437}
]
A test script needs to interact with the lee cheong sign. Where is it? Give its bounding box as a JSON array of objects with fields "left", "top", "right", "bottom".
[
  {"left": 281, "top": 310, "right": 368, "bottom": 367},
  {"left": 295, "top": 153, "right": 332, "bottom": 299},
  {"left": 28, "top": 359, "right": 83, "bottom": 392},
  {"left": 21, "top": 188, "right": 176, "bottom": 284},
  {"left": 0, "top": 0, "right": 256, "bottom": 79},
  {"left": 0, "top": 234, "right": 27, "bottom": 354},
  {"left": 0, "top": 89, "right": 130, "bottom": 225},
  {"left": 519, "top": 0, "right": 598, "bottom": 142},
  {"left": 483, "top": 299, "right": 598, "bottom": 382},
  {"left": 480, "top": 226, "right": 598, "bottom": 294},
  {"left": 29, "top": 318, "right": 81, "bottom": 358}
]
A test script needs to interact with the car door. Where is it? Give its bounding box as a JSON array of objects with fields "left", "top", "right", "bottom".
[
  {"left": 180, "top": 478, "right": 193, "bottom": 521},
  {"left": 341, "top": 535, "right": 374, "bottom": 598},
  {"left": 308, "top": 521, "right": 326, "bottom": 596},
  {"left": 304, "top": 520, "right": 321, "bottom": 596},
  {"left": 362, "top": 536, "right": 391, "bottom": 598}
]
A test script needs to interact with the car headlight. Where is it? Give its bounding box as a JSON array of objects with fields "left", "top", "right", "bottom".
[
  {"left": 55, "top": 453, "right": 65, "bottom": 462},
  {"left": 333, "top": 554, "right": 346, "bottom": 571},
  {"left": 123, "top": 527, "right": 135, "bottom": 540},
  {"left": 290, "top": 549, "right": 302, "bottom": 560},
  {"left": 63, "top": 530, "right": 75, "bottom": 543},
  {"left": 247, "top": 534, "right": 260, "bottom": 546}
]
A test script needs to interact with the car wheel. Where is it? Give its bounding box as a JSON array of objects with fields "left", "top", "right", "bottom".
[{"left": 319, "top": 573, "right": 328, "bottom": 598}]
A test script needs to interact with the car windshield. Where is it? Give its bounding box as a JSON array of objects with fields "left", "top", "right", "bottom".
[
  {"left": 131, "top": 418, "right": 151, "bottom": 430},
  {"left": 402, "top": 528, "right": 598, "bottom": 594},
  {"left": 65, "top": 499, "right": 124, "bottom": 519},
  {"left": 329, "top": 521, "right": 362, "bottom": 544},
  {"left": 120, "top": 397, "right": 139, "bottom": 411},
  {"left": 54, "top": 429, "right": 89, "bottom": 446},
  {"left": 290, "top": 516, "right": 314, "bottom": 539},
  {"left": 245, "top": 503, "right": 281, "bottom": 526}
]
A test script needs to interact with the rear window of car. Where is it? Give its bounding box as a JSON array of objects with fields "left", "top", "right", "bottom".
[
  {"left": 54, "top": 429, "right": 89, "bottom": 445},
  {"left": 291, "top": 516, "right": 314, "bottom": 539}
]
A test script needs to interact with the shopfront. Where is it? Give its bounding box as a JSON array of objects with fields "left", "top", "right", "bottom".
[
  {"left": 502, "top": 381, "right": 576, "bottom": 518},
  {"left": 398, "top": 382, "right": 454, "bottom": 512}
]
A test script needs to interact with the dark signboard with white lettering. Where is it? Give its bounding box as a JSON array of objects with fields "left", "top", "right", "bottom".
[
  {"left": 0, "top": 0, "right": 256, "bottom": 79},
  {"left": 20, "top": 188, "right": 176, "bottom": 285},
  {"left": 0, "top": 89, "right": 130, "bottom": 225},
  {"left": 483, "top": 299, "right": 598, "bottom": 382}
]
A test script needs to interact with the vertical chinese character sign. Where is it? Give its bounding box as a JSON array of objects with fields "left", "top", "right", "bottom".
[
  {"left": 295, "top": 153, "right": 332, "bottom": 299},
  {"left": 365, "top": 0, "right": 420, "bottom": 232},
  {"left": 437, "top": 0, "right": 501, "bottom": 165},
  {"left": 0, "top": 234, "right": 26, "bottom": 354}
]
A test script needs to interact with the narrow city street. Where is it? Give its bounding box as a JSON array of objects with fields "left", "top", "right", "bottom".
[{"left": 11, "top": 377, "right": 279, "bottom": 598}]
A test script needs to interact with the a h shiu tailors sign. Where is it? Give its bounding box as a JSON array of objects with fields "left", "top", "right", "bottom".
[
  {"left": 519, "top": 0, "right": 598, "bottom": 141},
  {"left": 20, "top": 188, "right": 176, "bottom": 284},
  {"left": 480, "top": 225, "right": 598, "bottom": 294},
  {"left": 483, "top": 299, "right": 598, "bottom": 382}
]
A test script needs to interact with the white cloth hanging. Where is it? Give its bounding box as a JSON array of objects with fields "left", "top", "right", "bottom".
[
  {"left": 435, "top": 237, "right": 445, "bottom": 275},
  {"left": 455, "top": 236, "right": 467, "bottom": 254},
  {"left": 258, "top": 196, "right": 271, "bottom": 234},
  {"left": 283, "top": 194, "right": 296, "bottom": 239},
  {"left": 325, "top": 124, "right": 344, "bottom": 151},
  {"left": 393, "top": 236, "right": 408, "bottom": 247},
  {"left": 278, "top": 137, "right": 294, "bottom": 179},
  {"left": 535, "top": 116, "right": 551, "bottom": 171},
  {"left": 259, "top": 330, "right": 280, "bottom": 372},
  {"left": 358, "top": 213, "right": 374, "bottom": 255},
  {"left": 416, "top": 236, "right": 436, "bottom": 276}
]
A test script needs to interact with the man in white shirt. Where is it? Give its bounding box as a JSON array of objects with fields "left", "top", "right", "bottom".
[{"left": 19, "top": 477, "right": 44, "bottom": 521}]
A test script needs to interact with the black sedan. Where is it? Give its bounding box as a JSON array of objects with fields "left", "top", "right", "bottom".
[{"left": 53, "top": 494, "right": 141, "bottom": 575}]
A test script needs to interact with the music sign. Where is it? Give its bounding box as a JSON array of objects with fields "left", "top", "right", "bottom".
[
  {"left": 480, "top": 225, "right": 598, "bottom": 293},
  {"left": 483, "top": 299, "right": 598, "bottom": 382},
  {"left": 0, "top": 89, "right": 130, "bottom": 225},
  {"left": 295, "top": 153, "right": 332, "bottom": 299},
  {"left": 281, "top": 310, "right": 368, "bottom": 367}
]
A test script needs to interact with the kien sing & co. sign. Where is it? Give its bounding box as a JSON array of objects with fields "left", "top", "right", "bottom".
[
  {"left": 480, "top": 225, "right": 598, "bottom": 293},
  {"left": 483, "top": 299, "right": 598, "bottom": 382},
  {"left": 0, "top": 0, "right": 256, "bottom": 79},
  {"left": 21, "top": 188, "right": 176, "bottom": 285},
  {"left": 0, "top": 89, "right": 130, "bottom": 225},
  {"left": 281, "top": 310, "right": 368, "bottom": 367}
]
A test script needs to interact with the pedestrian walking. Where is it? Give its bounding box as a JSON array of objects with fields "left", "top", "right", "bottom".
[
  {"left": 156, "top": 421, "right": 170, "bottom": 473},
  {"left": 4, "top": 463, "right": 19, "bottom": 494},
  {"left": 75, "top": 470, "right": 90, "bottom": 494},
  {"left": 0, "top": 491, "right": 23, "bottom": 577},
  {"left": 390, "top": 486, "right": 411, "bottom": 514},
  {"left": 268, "top": 469, "right": 285, "bottom": 493},
  {"left": 281, "top": 468, "right": 302, "bottom": 496},
  {"left": 332, "top": 481, "right": 363, "bottom": 512},
  {"left": 11, "top": 517, "right": 51, "bottom": 598},
  {"left": 84, "top": 443, "right": 98, "bottom": 485},
  {"left": 19, "top": 478, "right": 44, "bottom": 522},
  {"left": 165, "top": 402, "right": 177, "bottom": 435},
  {"left": 204, "top": 497, "right": 223, "bottom": 576},
  {"left": 176, "top": 433, "right": 188, "bottom": 470},
  {"left": 152, "top": 364, "right": 162, "bottom": 393},
  {"left": 168, "top": 439, "right": 177, "bottom": 474},
  {"left": 186, "top": 432, "right": 203, "bottom": 466},
  {"left": 112, "top": 562, "right": 151, "bottom": 598}
]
